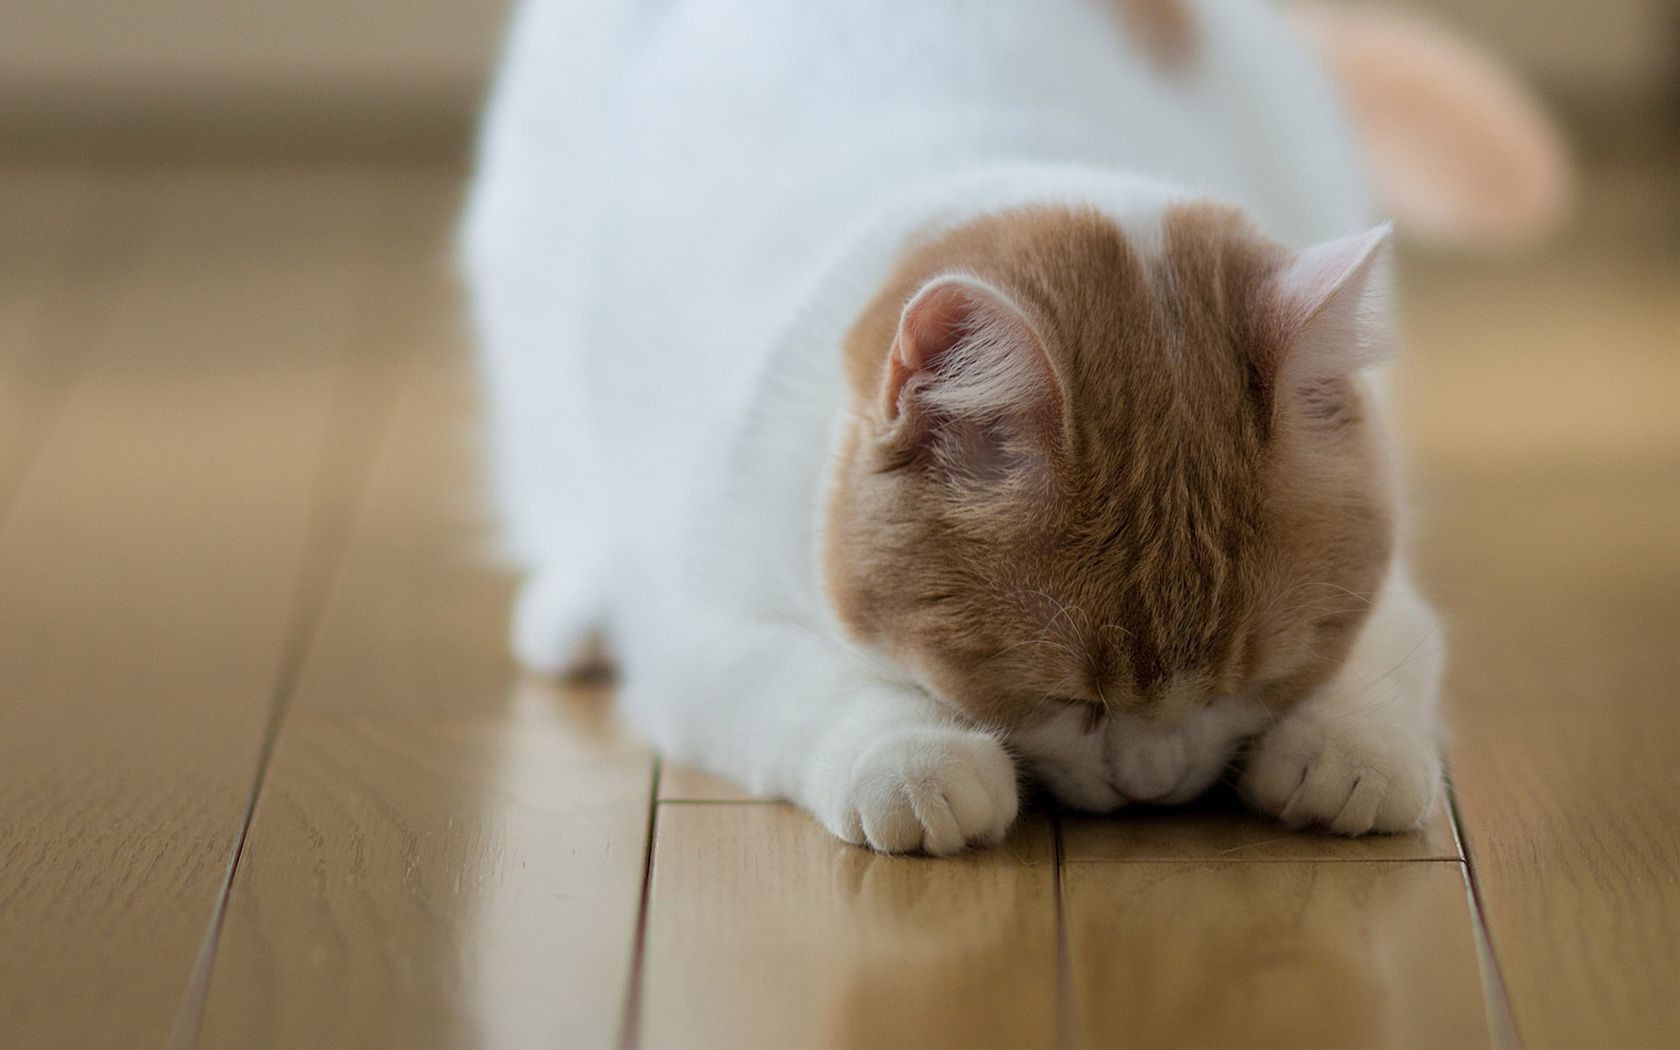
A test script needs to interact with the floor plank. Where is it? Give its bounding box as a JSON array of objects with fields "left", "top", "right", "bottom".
[
  {"left": 0, "top": 167, "right": 115, "bottom": 516},
  {"left": 1397, "top": 253, "right": 1679, "bottom": 469},
  {"left": 195, "top": 282, "right": 658, "bottom": 1049},
  {"left": 658, "top": 761, "right": 765, "bottom": 803},
  {"left": 1416, "top": 464, "right": 1680, "bottom": 1048},
  {"left": 0, "top": 166, "right": 391, "bottom": 1047},
  {"left": 1060, "top": 796, "right": 1460, "bottom": 863},
  {"left": 196, "top": 689, "right": 654, "bottom": 1050},
  {"left": 637, "top": 804, "right": 1058, "bottom": 1050},
  {"left": 1063, "top": 860, "right": 1493, "bottom": 1049},
  {"left": 1401, "top": 246, "right": 1680, "bottom": 1049}
]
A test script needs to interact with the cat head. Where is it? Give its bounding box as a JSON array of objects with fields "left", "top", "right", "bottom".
[{"left": 823, "top": 201, "right": 1395, "bottom": 734}]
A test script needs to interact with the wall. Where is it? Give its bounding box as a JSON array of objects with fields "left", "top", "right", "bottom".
[{"left": 3, "top": 0, "right": 1673, "bottom": 156}]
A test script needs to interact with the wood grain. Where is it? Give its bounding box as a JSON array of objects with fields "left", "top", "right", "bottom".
[
  {"left": 1061, "top": 795, "right": 1460, "bottom": 863},
  {"left": 1063, "top": 860, "right": 1494, "bottom": 1049},
  {"left": 196, "top": 691, "right": 654, "bottom": 1050},
  {"left": 1416, "top": 466, "right": 1680, "bottom": 1048},
  {"left": 194, "top": 270, "right": 657, "bottom": 1048},
  {"left": 637, "top": 804, "right": 1059, "bottom": 1050},
  {"left": 1400, "top": 246, "right": 1680, "bottom": 1049},
  {"left": 0, "top": 166, "right": 391, "bottom": 1047}
]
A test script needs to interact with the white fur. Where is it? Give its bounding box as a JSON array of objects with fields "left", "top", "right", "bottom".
[
  {"left": 1241, "top": 566, "right": 1445, "bottom": 834},
  {"left": 462, "top": 0, "right": 1444, "bottom": 852}
]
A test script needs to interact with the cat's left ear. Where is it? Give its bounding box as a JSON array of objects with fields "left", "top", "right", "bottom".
[
  {"left": 878, "top": 275, "right": 1062, "bottom": 477},
  {"left": 1270, "top": 223, "right": 1394, "bottom": 389}
]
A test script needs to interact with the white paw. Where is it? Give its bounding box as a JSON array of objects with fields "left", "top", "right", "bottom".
[
  {"left": 1240, "top": 713, "right": 1441, "bottom": 835},
  {"left": 511, "top": 571, "right": 599, "bottom": 677},
  {"left": 823, "top": 727, "right": 1019, "bottom": 856}
]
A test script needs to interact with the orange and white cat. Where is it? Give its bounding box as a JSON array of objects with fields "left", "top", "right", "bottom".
[{"left": 463, "top": 0, "right": 1566, "bottom": 853}]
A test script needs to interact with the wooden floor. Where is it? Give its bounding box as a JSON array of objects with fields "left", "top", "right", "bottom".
[{"left": 0, "top": 159, "right": 1674, "bottom": 1050}]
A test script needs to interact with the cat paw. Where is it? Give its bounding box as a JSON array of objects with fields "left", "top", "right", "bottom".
[
  {"left": 1240, "top": 714, "right": 1440, "bottom": 835},
  {"left": 824, "top": 728, "right": 1019, "bottom": 855},
  {"left": 511, "top": 571, "right": 599, "bottom": 677}
]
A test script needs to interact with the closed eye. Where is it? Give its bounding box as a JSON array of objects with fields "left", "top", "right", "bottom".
[{"left": 1051, "top": 696, "right": 1109, "bottom": 732}]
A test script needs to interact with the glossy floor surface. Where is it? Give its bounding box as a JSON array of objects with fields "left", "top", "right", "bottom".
[{"left": 0, "top": 160, "right": 1674, "bottom": 1049}]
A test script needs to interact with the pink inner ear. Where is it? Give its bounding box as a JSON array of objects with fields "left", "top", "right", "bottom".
[
  {"left": 1273, "top": 224, "right": 1393, "bottom": 380},
  {"left": 883, "top": 276, "right": 1055, "bottom": 426},
  {"left": 884, "top": 279, "right": 970, "bottom": 420}
]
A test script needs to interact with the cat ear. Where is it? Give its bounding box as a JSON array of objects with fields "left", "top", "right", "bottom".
[
  {"left": 880, "top": 277, "right": 1061, "bottom": 477},
  {"left": 1271, "top": 224, "right": 1394, "bottom": 385},
  {"left": 882, "top": 275, "right": 1061, "bottom": 447}
]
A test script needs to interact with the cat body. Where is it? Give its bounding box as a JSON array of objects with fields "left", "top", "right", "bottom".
[{"left": 463, "top": 0, "right": 1445, "bottom": 852}]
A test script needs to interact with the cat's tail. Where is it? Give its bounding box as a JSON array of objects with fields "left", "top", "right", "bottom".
[{"left": 1287, "top": 1, "right": 1572, "bottom": 252}]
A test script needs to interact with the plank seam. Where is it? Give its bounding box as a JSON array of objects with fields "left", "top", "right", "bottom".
[
  {"left": 1058, "top": 855, "right": 1464, "bottom": 865},
  {"left": 1447, "top": 780, "right": 1527, "bottom": 1050},
  {"left": 618, "top": 757, "right": 664, "bottom": 1050},
  {"left": 1052, "top": 807, "right": 1081, "bottom": 1050},
  {"left": 165, "top": 224, "right": 423, "bottom": 1049}
]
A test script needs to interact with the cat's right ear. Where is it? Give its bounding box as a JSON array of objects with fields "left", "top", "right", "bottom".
[{"left": 878, "top": 276, "right": 1062, "bottom": 474}]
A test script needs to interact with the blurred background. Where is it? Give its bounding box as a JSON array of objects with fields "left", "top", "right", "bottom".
[{"left": 5, "top": 0, "right": 1677, "bottom": 162}]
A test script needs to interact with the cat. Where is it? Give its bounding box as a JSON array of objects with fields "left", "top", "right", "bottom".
[{"left": 461, "top": 0, "right": 1551, "bottom": 854}]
